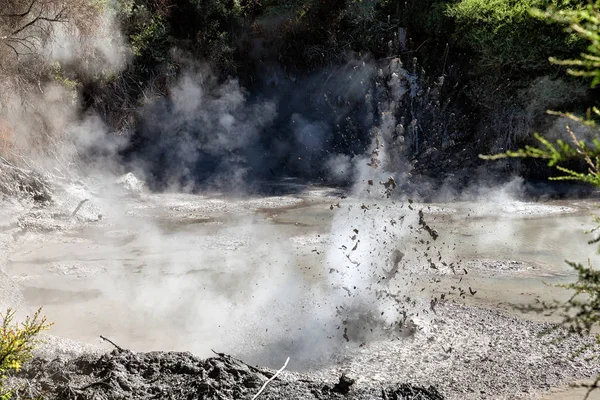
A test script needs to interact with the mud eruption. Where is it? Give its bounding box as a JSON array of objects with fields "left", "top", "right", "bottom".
[
  {"left": 1, "top": 1, "right": 600, "bottom": 399},
  {"left": 2, "top": 181, "right": 599, "bottom": 399}
]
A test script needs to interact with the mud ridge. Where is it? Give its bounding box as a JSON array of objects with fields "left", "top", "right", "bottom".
[{"left": 12, "top": 350, "right": 444, "bottom": 400}]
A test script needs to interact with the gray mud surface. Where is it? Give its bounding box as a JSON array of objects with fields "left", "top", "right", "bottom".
[
  {"left": 2, "top": 177, "right": 600, "bottom": 399},
  {"left": 13, "top": 350, "right": 442, "bottom": 400},
  {"left": 311, "top": 303, "right": 600, "bottom": 399}
]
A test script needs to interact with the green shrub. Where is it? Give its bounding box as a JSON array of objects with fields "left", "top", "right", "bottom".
[
  {"left": 0, "top": 308, "right": 51, "bottom": 400},
  {"left": 446, "top": 0, "right": 583, "bottom": 75},
  {"left": 533, "top": 1, "right": 600, "bottom": 87}
]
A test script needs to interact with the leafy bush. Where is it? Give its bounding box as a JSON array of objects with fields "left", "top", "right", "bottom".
[
  {"left": 533, "top": 1, "right": 600, "bottom": 87},
  {"left": 446, "top": 0, "right": 583, "bottom": 75},
  {"left": 0, "top": 308, "right": 51, "bottom": 400}
]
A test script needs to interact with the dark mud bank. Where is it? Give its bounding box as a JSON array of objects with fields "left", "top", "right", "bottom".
[{"left": 15, "top": 350, "right": 443, "bottom": 400}]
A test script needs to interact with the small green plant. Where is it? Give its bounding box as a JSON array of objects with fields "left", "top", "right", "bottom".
[
  {"left": 0, "top": 308, "right": 52, "bottom": 400},
  {"left": 49, "top": 62, "right": 79, "bottom": 92}
]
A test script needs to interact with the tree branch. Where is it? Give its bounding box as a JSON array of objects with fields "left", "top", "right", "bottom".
[
  {"left": 0, "top": 0, "right": 36, "bottom": 18},
  {"left": 6, "top": 37, "right": 35, "bottom": 52},
  {"left": 9, "top": 8, "right": 45, "bottom": 37},
  {"left": 3, "top": 42, "right": 19, "bottom": 57},
  {"left": 1, "top": 5, "right": 68, "bottom": 50},
  {"left": 251, "top": 357, "right": 290, "bottom": 400}
]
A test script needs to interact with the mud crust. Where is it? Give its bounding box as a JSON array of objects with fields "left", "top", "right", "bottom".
[{"left": 13, "top": 350, "right": 444, "bottom": 400}]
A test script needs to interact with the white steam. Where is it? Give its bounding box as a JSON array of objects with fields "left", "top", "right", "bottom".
[
  {"left": 133, "top": 69, "right": 277, "bottom": 191},
  {"left": 48, "top": 5, "right": 129, "bottom": 75},
  {"left": 3, "top": 1, "right": 587, "bottom": 381}
]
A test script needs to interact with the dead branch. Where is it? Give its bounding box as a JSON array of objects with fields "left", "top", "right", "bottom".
[
  {"left": 75, "top": 379, "right": 113, "bottom": 391},
  {"left": 0, "top": 155, "right": 52, "bottom": 201},
  {"left": 99, "top": 335, "right": 125, "bottom": 352},
  {"left": 211, "top": 350, "right": 275, "bottom": 377},
  {"left": 251, "top": 357, "right": 290, "bottom": 400},
  {"left": 71, "top": 199, "right": 88, "bottom": 217},
  {"left": 0, "top": 0, "right": 71, "bottom": 62},
  {"left": 4, "top": 42, "right": 18, "bottom": 56},
  {"left": 8, "top": 8, "right": 68, "bottom": 39},
  {"left": 0, "top": 0, "right": 36, "bottom": 18}
]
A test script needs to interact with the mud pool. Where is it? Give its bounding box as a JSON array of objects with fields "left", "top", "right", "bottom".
[{"left": 3, "top": 183, "right": 600, "bottom": 399}]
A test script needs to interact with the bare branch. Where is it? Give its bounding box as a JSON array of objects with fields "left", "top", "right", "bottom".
[
  {"left": 38, "top": 14, "right": 68, "bottom": 24},
  {"left": 6, "top": 37, "right": 35, "bottom": 52},
  {"left": 9, "top": 8, "right": 46, "bottom": 37},
  {"left": 251, "top": 357, "right": 290, "bottom": 400},
  {"left": 4, "top": 42, "right": 19, "bottom": 57},
  {"left": 99, "top": 335, "right": 126, "bottom": 352},
  {"left": 0, "top": 0, "right": 36, "bottom": 18}
]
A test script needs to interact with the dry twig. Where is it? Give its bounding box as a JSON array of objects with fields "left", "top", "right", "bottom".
[
  {"left": 99, "top": 335, "right": 125, "bottom": 352},
  {"left": 252, "top": 357, "right": 290, "bottom": 400},
  {"left": 71, "top": 199, "right": 88, "bottom": 217}
]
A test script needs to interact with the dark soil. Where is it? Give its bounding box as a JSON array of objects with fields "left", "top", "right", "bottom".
[{"left": 14, "top": 350, "right": 444, "bottom": 400}]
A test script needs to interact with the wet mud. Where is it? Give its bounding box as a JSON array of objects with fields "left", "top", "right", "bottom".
[{"left": 12, "top": 349, "right": 443, "bottom": 400}]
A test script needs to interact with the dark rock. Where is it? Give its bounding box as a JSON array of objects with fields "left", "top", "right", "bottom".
[{"left": 331, "top": 373, "right": 355, "bottom": 394}]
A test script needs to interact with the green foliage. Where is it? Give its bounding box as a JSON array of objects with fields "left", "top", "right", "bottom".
[
  {"left": 482, "top": 132, "right": 580, "bottom": 166},
  {"left": 533, "top": 2, "right": 600, "bottom": 87},
  {"left": 558, "top": 259, "right": 600, "bottom": 340},
  {"left": 182, "top": 0, "right": 244, "bottom": 73},
  {"left": 446, "top": 0, "right": 583, "bottom": 74},
  {"left": 403, "top": 1, "right": 452, "bottom": 38},
  {"left": 0, "top": 308, "right": 51, "bottom": 400},
  {"left": 542, "top": 259, "right": 600, "bottom": 396},
  {"left": 481, "top": 0, "right": 600, "bottom": 183},
  {"left": 251, "top": 0, "right": 406, "bottom": 66},
  {"left": 482, "top": 111, "right": 600, "bottom": 185},
  {"left": 119, "top": 0, "right": 246, "bottom": 74},
  {"left": 118, "top": 3, "right": 172, "bottom": 72},
  {"left": 49, "top": 62, "right": 79, "bottom": 92},
  {"left": 130, "top": 16, "right": 169, "bottom": 60},
  {"left": 255, "top": 0, "right": 307, "bottom": 18}
]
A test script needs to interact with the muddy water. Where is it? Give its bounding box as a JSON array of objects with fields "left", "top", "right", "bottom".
[
  {"left": 267, "top": 198, "right": 600, "bottom": 316},
  {"left": 6, "top": 192, "right": 337, "bottom": 355},
  {"left": 5, "top": 192, "right": 600, "bottom": 396},
  {"left": 7, "top": 196, "right": 597, "bottom": 338}
]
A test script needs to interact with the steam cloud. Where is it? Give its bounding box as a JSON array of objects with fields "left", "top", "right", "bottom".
[
  {"left": 128, "top": 70, "right": 277, "bottom": 192},
  {"left": 4, "top": 0, "right": 582, "bottom": 377},
  {"left": 2, "top": 7, "right": 440, "bottom": 367}
]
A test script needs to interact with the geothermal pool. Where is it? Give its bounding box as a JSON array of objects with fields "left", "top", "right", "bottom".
[{"left": 3, "top": 184, "right": 600, "bottom": 399}]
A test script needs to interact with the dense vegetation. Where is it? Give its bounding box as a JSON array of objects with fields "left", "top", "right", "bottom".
[
  {"left": 0, "top": 0, "right": 596, "bottom": 185},
  {"left": 107, "top": 0, "right": 594, "bottom": 185},
  {"left": 102, "top": 0, "right": 587, "bottom": 115}
]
